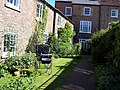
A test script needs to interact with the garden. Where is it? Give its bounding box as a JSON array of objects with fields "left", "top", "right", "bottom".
[
  {"left": 0, "top": 12, "right": 81, "bottom": 89},
  {"left": 90, "top": 22, "right": 120, "bottom": 90}
]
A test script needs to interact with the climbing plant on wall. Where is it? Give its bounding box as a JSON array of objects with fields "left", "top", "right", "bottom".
[{"left": 26, "top": 2, "right": 48, "bottom": 53}]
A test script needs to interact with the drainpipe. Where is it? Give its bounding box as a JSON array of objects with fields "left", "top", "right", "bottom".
[
  {"left": 53, "top": 10, "right": 56, "bottom": 34},
  {"left": 98, "top": 5, "right": 101, "bottom": 31}
]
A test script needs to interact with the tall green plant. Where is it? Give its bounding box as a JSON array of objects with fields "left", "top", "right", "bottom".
[{"left": 26, "top": 3, "right": 48, "bottom": 53}]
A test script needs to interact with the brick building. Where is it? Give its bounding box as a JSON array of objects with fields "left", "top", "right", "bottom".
[
  {"left": 55, "top": 0, "right": 120, "bottom": 51},
  {"left": 0, "top": 0, "right": 73, "bottom": 60}
]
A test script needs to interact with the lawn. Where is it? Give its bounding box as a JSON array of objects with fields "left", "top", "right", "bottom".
[{"left": 0, "top": 57, "right": 81, "bottom": 90}]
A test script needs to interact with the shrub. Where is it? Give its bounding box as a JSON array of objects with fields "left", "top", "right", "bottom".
[
  {"left": 0, "top": 63, "right": 9, "bottom": 78},
  {"left": 5, "top": 53, "right": 37, "bottom": 76},
  {"left": 73, "top": 43, "right": 82, "bottom": 56},
  {"left": 0, "top": 77, "right": 35, "bottom": 90},
  {"left": 90, "top": 22, "right": 120, "bottom": 90},
  {"left": 47, "top": 22, "right": 79, "bottom": 57}
]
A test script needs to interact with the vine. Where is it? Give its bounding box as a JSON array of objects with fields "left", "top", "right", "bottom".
[
  {"left": 36, "top": 3, "right": 48, "bottom": 44},
  {"left": 26, "top": 2, "right": 48, "bottom": 53}
]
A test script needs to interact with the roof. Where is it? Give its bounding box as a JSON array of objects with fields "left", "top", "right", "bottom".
[
  {"left": 72, "top": 0, "right": 100, "bottom": 5},
  {"left": 41, "top": 0, "right": 74, "bottom": 24},
  {"left": 56, "top": 0, "right": 100, "bottom": 5},
  {"left": 55, "top": 0, "right": 120, "bottom": 6},
  {"left": 99, "top": 0, "right": 120, "bottom": 6}
]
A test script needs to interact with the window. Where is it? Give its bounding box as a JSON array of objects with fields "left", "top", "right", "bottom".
[
  {"left": 57, "top": 15, "right": 62, "bottom": 25},
  {"left": 43, "top": 33, "right": 48, "bottom": 44},
  {"left": 111, "top": 9, "right": 118, "bottom": 18},
  {"left": 80, "top": 21, "right": 92, "bottom": 33},
  {"left": 79, "top": 39, "right": 90, "bottom": 51},
  {"left": 65, "top": 7, "right": 72, "bottom": 16},
  {"left": 36, "top": 2, "right": 43, "bottom": 19},
  {"left": 6, "top": 0, "right": 20, "bottom": 11},
  {"left": 84, "top": 7, "right": 91, "bottom": 16},
  {"left": 2, "top": 33, "right": 17, "bottom": 58}
]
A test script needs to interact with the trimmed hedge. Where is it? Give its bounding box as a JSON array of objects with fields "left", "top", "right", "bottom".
[{"left": 90, "top": 22, "right": 120, "bottom": 90}]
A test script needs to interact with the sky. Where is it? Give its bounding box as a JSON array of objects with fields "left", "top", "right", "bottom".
[{"left": 46, "top": 0, "right": 55, "bottom": 7}]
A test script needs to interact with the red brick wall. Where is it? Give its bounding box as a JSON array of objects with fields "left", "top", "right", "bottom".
[
  {"left": 72, "top": 5, "right": 100, "bottom": 41},
  {"left": 100, "top": 6, "right": 120, "bottom": 29},
  {"left": 56, "top": 1, "right": 120, "bottom": 43}
]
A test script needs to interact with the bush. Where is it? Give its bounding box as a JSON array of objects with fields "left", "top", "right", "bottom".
[
  {"left": 96, "top": 66, "right": 120, "bottom": 90},
  {"left": 73, "top": 43, "right": 82, "bottom": 56},
  {"left": 5, "top": 53, "right": 37, "bottom": 76},
  {"left": 0, "top": 63, "right": 9, "bottom": 78},
  {"left": 0, "top": 77, "right": 35, "bottom": 90},
  {"left": 47, "top": 22, "right": 81, "bottom": 57},
  {"left": 90, "top": 22, "right": 120, "bottom": 90}
]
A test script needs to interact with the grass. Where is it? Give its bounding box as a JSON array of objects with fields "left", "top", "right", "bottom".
[{"left": 0, "top": 57, "right": 81, "bottom": 90}]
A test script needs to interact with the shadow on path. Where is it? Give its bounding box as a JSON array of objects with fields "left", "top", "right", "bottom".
[{"left": 61, "top": 55, "right": 96, "bottom": 90}]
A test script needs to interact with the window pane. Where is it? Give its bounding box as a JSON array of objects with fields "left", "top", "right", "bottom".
[
  {"left": 14, "top": 0, "right": 18, "bottom": 7},
  {"left": 4, "top": 33, "right": 16, "bottom": 52},
  {"left": 65, "top": 7, "right": 72, "bottom": 16},
  {"left": 36, "top": 3, "right": 43, "bottom": 18},
  {"left": 80, "top": 21, "right": 91, "bottom": 33},
  {"left": 10, "top": 0, "right": 13, "bottom": 4}
]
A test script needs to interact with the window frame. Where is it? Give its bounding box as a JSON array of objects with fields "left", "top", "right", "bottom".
[
  {"left": 79, "top": 21, "right": 92, "bottom": 33},
  {"left": 83, "top": 7, "right": 91, "bottom": 16},
  {"left": 6, "top": 0, "right": 20, "bottom": 11},
  {"left": 2, "top": 32, "right": 17, "bottom": 58},
  {"left": 65, "top": 7, "right": 72, "bottom": 16},
  {"left": 79, "top": 39, "right": 90, "bottom": 50},
  {"left": 111, "top": 9, "right": 118, "bottom": 18},
  {"left": 36, "top": 2, "right": 43, "bottom": 20}
]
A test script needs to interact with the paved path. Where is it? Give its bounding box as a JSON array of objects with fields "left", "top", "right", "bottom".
[{"left": 61, "top": 55, "right": 96, "bottom": 90}]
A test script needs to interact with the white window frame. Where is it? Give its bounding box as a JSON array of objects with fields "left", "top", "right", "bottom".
[
  {"left": 43, "top": 32, "right": 48, "bottom": 44},
  {"left": 79, "top": 39, "right": 90, "bottom": 50},
  {"left": 6, "top": 0, "right": 20, "bottom": 11},
  {"left": 79, "top": 21, "right": 92, "bottom": 33},
  {"left": 83, "top": 7, "right": 91, "bottom": 16},
  {"left": 36, "top": 2, "right": 43, "bottom": 20},
  {"left": 108, "top": 23, "right": 111, "bottom": 30},
  {"left": 65, "top": 7, "right": 72, "bottom": 16},
  {"left": 111, "top": 9, "right": 118, "bottom": 18},
  {"left": 2, "top": 32, "right": 17, "bottom": 59}
]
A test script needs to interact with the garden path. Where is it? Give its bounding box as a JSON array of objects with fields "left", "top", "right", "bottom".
[{"left": 61, "top": 55, "right": 96, "bottom": 90}]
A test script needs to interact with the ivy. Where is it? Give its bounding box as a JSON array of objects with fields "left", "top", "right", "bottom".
[
  {"left": 26, "top": 3, "right": 48, "bottom": 53},
  {"left": 36, "top": 3, "right": 48, "bottom": 44}
]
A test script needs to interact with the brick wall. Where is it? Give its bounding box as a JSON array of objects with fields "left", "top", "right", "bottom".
[
  {"left": 100, "top": 6, "right": 120, "bottom": 29},
  {"left": 72, "top": 4, "right": 100, "bottom": 43},
  {"left": 0, "top": 0, "right": 36, "bottom": 56},
  {"left": 56, "top": 1, "right": 120, "bottom": 44}
]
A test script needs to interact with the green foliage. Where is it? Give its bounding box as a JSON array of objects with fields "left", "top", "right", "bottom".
[
  {"left": 96, "top": 66, "right": 120, "bottom": 90},
  {"left": 47, "top": 33, "right": 60, "bottom": 54},
  {"left": 90, "top": 29, "right": 109, "bottom": 64},
  {"left": 90, "top": 22, "right": 120, "bottom": 90},
  {"left": 58, "top": 21, "right": 75, "bottom": 43},
  {"left": 26, "top": 3, "right": 48, "bottom": 53},
  {"left": 73, "top": 43, "right": 82, "bottom": 56},
  {"left": 59, "top": 42, "right": 72, "bottom": 57},
  {"left": 0, "top": 63, "right": 9, "bottom": 78},
  {"left": 0, "top": 77, "right": 35, "bottom": 90},
  {"left": 47, "top": 22, "right": 79, "bottom": 57},
  {"left": 6, "top": 53, "right": 37, "bottom": 73}
]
